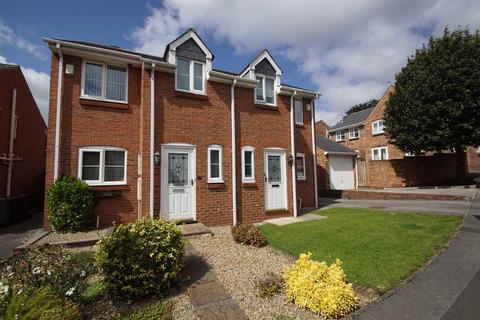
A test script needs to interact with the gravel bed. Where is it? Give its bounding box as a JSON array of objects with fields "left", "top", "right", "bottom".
[
  {"left": 34, "top": 228, "right": 113, "bottom": 246},
  {"left": 189, "top": 226, "right": 320, "bottom": 320},
  {"left": 169, "top": 290, "right": 199, "bottom": 320}
]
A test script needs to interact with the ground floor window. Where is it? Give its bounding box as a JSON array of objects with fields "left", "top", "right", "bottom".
[
  {"left": 207, "top": 145, "right": 223, "bottom": 183},
  {"left": 242, "top": 146, "right": 255, "bottom": 182},
  {"left": 78, "top": 147, "right": 127, "bottom": 185},
  {"left": 371, "top": 147, "right": 388, "bottom": 161},
  {"left": 296, "top": 153, "right": 306, "bottom": 180}
]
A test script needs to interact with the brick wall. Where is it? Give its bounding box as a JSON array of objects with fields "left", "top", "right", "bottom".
[
  {"left": 367, "top": 153, "right": 457, "bottom": 188},
  {"left": 44, "top": 53, "right": 316, "bottom": 228},
  {"left": 467, "top": 146, "right": 480, "bottom": 172},
  {"left": 0, "top": 65, "right": 46, "bottom": 210}
]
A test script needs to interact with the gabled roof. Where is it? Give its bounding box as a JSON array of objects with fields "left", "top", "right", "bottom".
[
  {"left": 316, "top": 135, "right": 357, "bottom": 155},
  {"left": 164, "top": 28, "right": 214, "bottom": 62},
  {"left": 329, "top": 106, "right": 374, "bottom": 131},
  {"left": 239, "top": 49, "right": 282, "bottom": 77},
  {"left": 48, "top": 38, "right": 165, "bottom": 62}
]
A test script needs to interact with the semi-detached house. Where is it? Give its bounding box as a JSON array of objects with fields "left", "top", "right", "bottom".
[{"left": 43, "top": 29, "right": 320, "bottom": 228}]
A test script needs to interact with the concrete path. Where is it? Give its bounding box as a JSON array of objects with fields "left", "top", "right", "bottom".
[
  {"left": 257, "top": 212, "right": 328, "bottom": 226},
  {"left": 356, "top": 190, "right": 480, "bottom": 320},
  {"left": 0, "top": 212, "right": 43, "bottom": 259},
  {"left": 182, "top": 245, "right": 248, "bottom": 320},
  {"left": 318, "top": 197, "right": 470, "bottom": 215}
]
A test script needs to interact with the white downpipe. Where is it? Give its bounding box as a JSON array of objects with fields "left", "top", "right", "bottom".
[
  {"left": 149, "top": 64, "right": 155, "bottom": 217},
  {"left": 6, "top": 89, "right": 17, "bottom": 197},
  {"left": 311, "top": 99, "right": 319, "bottom": 207},
  {"left": 53, "top": 44, "right": 63, "bottom": 180},
  {"left": 231, "top": 78, "right": 238, "bottom": 225},
  {"left": 290, "top": 91, "right": 298, "bottom": 217}
]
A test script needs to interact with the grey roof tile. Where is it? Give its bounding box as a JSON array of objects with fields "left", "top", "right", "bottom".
[
  {"left": 329, "top": 106, "right": 374, "bottom": 131},
  {"left": 316, "top": 135, "right": 357, "bottom": 154}
]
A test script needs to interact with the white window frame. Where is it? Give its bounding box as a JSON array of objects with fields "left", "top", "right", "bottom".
[
  {"left": 241, "top": 146, "right": 255, "bottom": 183},
  {"left": 81, "top": 60, "right": 128, "bottom": 103},
  {"left": 296, "top": 153, "right": 306, "bottom": 180},
  {"left": 78, "top": 147, "right": 127, "bottom": 186},
  {"left": 175, "top": 57, "right": 206, "bottom": 95},
  {"left": 255, "top": 74, "right": 276, "bottom": 106},
  {"left": 372, "top": 120, "right": 385, "bottom": 135},
  {"left": 207, "top": 145, "right": 223, "bottom": 183},
  {"left": 336, "top": 130, "right": 346, "bottom": 141},
  {"left": 294, "top": 98, "right": 303, "bottom": 125},
  {"left": 349, "top": 127, "right": 359, "bottom": 139},
  {"left": 371, "top": 147, "right": 389, "bottom": 161}
]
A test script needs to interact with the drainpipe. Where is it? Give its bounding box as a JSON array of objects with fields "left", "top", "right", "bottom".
[
  {"left": 231, "top": 78, "right": 238, "bottom": 225},
  {"left": 149, "top": 63, "right": 155, "bottom": 217},
  {"left": 53, "top": 44, "right": 63, "bottom": 180},
  {"left": 6, "top": 89, "right": 17, "bottom": 197},
  {"left": 290, "top": 91, "right": 298, "bottom": 217},
  {"left": 311, "top": 98, "right": 319, "bottom": 207}
]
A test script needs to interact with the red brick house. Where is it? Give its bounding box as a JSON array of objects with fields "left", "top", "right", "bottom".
[
  {"left": 43, "top": 29, "right": 320, "bottom": 228},
  {"left": 0, "top": 63, "right": 47, "bottom": 220},
  {"left": 325, "top": 85, "right": 458, "bottom": 188}
]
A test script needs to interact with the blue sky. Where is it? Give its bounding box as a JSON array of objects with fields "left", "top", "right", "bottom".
[{"left": 1, "top": 0, "right": 479, "bottom": 125}]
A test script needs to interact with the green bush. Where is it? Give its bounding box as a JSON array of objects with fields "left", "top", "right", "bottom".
[
  {"left": 231, "top": 224, "right": 268, "bottom": 247},
  {"left": 256, "top": 271, "right": 283, "bottom": 298},
  {"left": 5, "top": 286, "right": 82, "bottom": 320},
  {"left": 96, "top": 218, "right": 185, "bottom": 300},
  {"left": 47, "top": 176, "right": 95, "bottom": 232},
  {"left": 122, "top": 301, "right": 172, "bottom": 320},
  {"left": 0, "top": 247, "right": 94, "bottom": 313}
]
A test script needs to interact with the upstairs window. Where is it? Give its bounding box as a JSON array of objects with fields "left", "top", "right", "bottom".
[
  {"left": 372, "top": 147, "right": 388, "bottom": 160},
  {"left": 176, "top": 58, "right": 205, "bottom": 93},
  {"left": 296, "top": 153, "right": 306, "bottom": 180},
  {"left": 82, "top": 61, "right": 127, "bottom": 103},
  {"left": 336, "top": 130, "right": 346, "bottom": 141},
  {"left": 241, "top": 147, "right": 255, "bottom": 183},
  {"left": 372, "top": 120, "right": 385, "bottom": 135},
  {"left": 255, "top": 75, "right": 275, "bottom": 104},
  {"left": 207, "top": 145, "right": 223, "bottom": 183},
  {"left": 79, "top": 147, "right": 127, "bottom": 185},
  {"left": 349, "top": 127, "right": 359, "bottom": 139},
  {"left": 294, "top": 99, "right": 303, "bottom": 125}
]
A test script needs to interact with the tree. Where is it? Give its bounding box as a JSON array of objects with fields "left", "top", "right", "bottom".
[
  {"left": 345, "top": 99, "right": 378, "bottom": 115},
  {"left": 385, "top": 27, "right": 480, "bottom": 182}
]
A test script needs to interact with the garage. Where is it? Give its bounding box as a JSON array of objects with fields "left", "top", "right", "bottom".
[
  {"left": 328, "top": 155, "right": 355, "bottom": 190},
  {"left": 315, "top": 135, "right": 357, "bottom": 190}
]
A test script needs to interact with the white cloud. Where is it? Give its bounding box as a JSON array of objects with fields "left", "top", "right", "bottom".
[
  {"left": 130, "top": 0, "right": 480, "bottom": 125},
  {"left": 0, "top": 21, "right": 47, "bottom": 61},
  {"left": 0, "top": 54, "right": 6, "bottom": 63},
  {"left": 21, "top": 67, "right": 50, "bottom": 123}
]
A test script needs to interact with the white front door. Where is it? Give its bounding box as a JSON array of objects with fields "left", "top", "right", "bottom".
[
  {"left": 161, "top": 145, "right": 196, "bottom": 220},
  {"left": 264, "top": 150, "right": 287, "bottom": 210},
  {"left": 329, "top": 155, "right": 355, "bottom": 190}
]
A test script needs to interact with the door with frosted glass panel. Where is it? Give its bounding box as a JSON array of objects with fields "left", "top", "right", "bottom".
[
  {"left": 161, "top": 147, "right": 195, "bottom": 220},
  {"left": 265, "top": 151, "right": 287, "bottom": 210}
]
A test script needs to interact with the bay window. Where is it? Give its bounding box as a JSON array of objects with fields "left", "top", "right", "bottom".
[
  {"left": 82, "top": 61, "right": 127, "bottom": 102},
  {"left": 176, "top": 58, "right": 205, "bottom": 93},
  {"left": 79, "top": 147, "right": 127, "bottom": 185},
  {"left": 255, "top": 75, "right": 275, "bottom": 104}
]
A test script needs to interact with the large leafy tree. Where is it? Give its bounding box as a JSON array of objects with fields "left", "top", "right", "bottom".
[{"left": 385, "top": 27, "right": 480, "bottom": 181}]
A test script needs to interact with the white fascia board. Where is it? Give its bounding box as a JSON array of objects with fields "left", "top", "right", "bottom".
[{"left": 240, "top": 50, "right": 282, "bottom": 77}]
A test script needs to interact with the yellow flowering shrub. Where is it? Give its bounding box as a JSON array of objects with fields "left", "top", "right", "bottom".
[{"left": 283, "top": 253, "right": 359, "bottom": 319}]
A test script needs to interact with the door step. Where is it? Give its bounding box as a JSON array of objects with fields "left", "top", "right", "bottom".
[{"left": 179, "top": 223, "right": 212, "bottom": 238}]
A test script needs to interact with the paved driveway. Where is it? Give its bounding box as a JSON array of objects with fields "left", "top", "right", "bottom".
[
  {"left": 0, "top": 212, "right": 43, "bottom": 259},
  {"left": 318, "top": 198, "right": 470, "bottom": 215}
]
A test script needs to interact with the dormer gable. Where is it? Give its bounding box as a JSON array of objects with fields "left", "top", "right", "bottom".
[{"left": 240, "top": 49, "right": 282, "bottom": 80}]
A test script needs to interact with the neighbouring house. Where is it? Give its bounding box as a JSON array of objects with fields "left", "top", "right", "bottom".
[
  {"left": 43, "top": 29, "right": 320, "bottom": 228},
  {"left": 0, "top": 63, "right": 47, "bottom": 226},
  {"left": 325, "top": 84, "right": 458, "bottom": 188},
  {"left": 467, "top": 146, "right": 480, "bottom": 172}
]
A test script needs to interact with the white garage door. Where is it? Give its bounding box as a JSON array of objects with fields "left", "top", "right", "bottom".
[{"left": 329, "top": 155, "right": 355, "bottom": 190}]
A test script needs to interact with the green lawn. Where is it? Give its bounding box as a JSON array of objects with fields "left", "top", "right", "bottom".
[{"left": 260, "top": 208, "right": 461, "bottom": 292}]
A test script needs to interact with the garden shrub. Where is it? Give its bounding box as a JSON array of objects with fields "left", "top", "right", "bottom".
[
  {"left": 256, "top": 271, "right": 283, "bottom": 298},
  {"left": 96, "top": 218, "right": 184, "bottom": 300},
  {"left": 47, "top": 176, "right": 95, "bottom": 232},
  {"left": 5, "top": 286, "right": 82, "bottom": 320},
  {"left": 231, "top": 224, "right": 268, "bottom": 247},
  {"left": 0, "top": 246, "right": 94, "bottom": 314},
  {"left": 284, "top": 253, "right": 359, "bottom": 319},
  {"left": 122, "top": 301, "right": 172, "bottom": 320}
]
